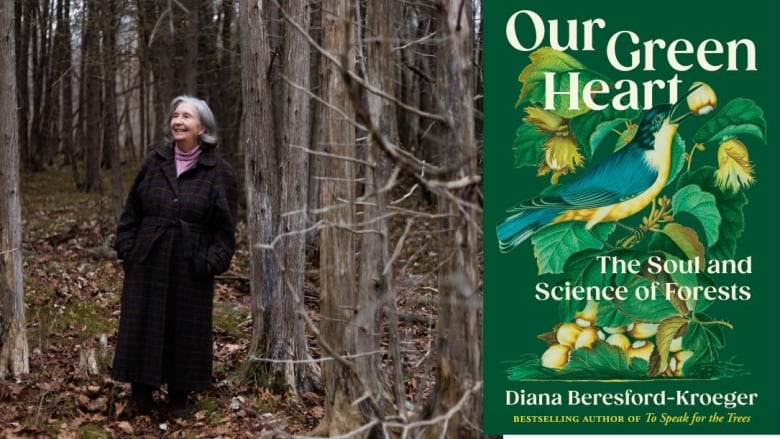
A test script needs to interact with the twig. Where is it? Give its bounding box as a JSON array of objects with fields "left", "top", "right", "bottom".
[{"left": 0, "top": 247, "right": 19, "bottom": 256}]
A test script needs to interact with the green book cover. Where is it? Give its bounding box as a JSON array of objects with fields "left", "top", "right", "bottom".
[{"left": 483, "top": 1, "right": 779, "bottom": 435}]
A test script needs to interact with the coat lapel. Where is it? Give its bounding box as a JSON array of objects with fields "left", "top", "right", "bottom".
[{"left": 157, "top": 145, "right": 180, "bottom": 197}]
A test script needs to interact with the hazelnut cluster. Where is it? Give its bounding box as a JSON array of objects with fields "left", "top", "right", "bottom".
[{"left": 540, "top": 300, "right": 694, "bottom": 376}]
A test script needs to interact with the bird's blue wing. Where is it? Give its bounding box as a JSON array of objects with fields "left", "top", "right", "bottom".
[{"left": 510, "top": 145, "right": 658, "bottom": 211}]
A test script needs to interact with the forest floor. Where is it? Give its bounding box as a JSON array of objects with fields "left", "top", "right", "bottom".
[{"left": 1, "top": 169, "right": 439, "bottom": 438}]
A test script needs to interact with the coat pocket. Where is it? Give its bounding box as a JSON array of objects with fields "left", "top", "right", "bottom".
[{"left": 191, "top": 250, "right": 212, "bottom": 280}]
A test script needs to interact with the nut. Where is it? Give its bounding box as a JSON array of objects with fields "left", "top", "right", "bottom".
[
  {"left": 575, "top": 300, "right": 598, "bottom": 327},
  {"left": 627, "top": 322, "right": 658, "bottom": 339},
  {"left": 669, "top": 350, "right": 695, "bottom": 376},
  {"left": 686, "top": 81, "right": 717, "bottom": 115},
  {"left": 574, "top": 327, "right": 602, "bottom": 349},
  {"left": 556, "top": 323, "right": 583, "bottom": 348},
  {"left": 602, "top": 326, "right": 627, "bottom": 334},
  {"left": 541, "top": 344, "right": 571, "bottom": 369},
  {"left": 628, "top": 340, "right": 654, "bottom": 362},
  {"left": 605, "top": 333, "right": 631, "bottom": 351},
  {"left": 669, "top": 336, "right": 683, "bottom": 353}
]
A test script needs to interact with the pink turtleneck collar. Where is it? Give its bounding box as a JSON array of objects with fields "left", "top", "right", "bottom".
[{"left": 175, "top": 144, "right": 202, "bottom": 177}]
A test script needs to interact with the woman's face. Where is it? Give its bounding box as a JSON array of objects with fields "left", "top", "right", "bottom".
[{"left": 170, "top": 102, "right": 205, "bottom": 150}]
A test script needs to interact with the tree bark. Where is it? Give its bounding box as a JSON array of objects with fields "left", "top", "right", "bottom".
[
  {"left": 0, "top": 0, "right": 30, "bottom": 378},
  {"left": 180, "top": 0, "right": 199, "bottom": 95},
  {"left": 138, "top": 0, "right": 174, "bottom": 141},
  {"left": 239, "top": 0, "right": 280, "bottom": 389},
  {"left": 101, "top": 0, "right": 122, "bottom": 219},
  {"left": 423, "top": 1, "right": 482, "bottom": 438},
  {"left": 14, "top": 0, "right": 29, "bottom": 171},
  {"left": 53, "top": 0, "right": 76, "bottom": 184},
  {"left": 239, "top": 0, "right": 318, "bottom": 396},
  {"left": 215, "top": 0, "right": 241, "bottom": 163},
  {"left": 270, "top": 0, "right": 318, "bottom": 393},
  {"left": 83, "top": 0, "right": 102, "bottom": 193},
  {"left": 358, "top": 0, "right": 402, "bottom": 414},
  {"left": 312, "top": 1, "right": 382, "bottom": 436}
]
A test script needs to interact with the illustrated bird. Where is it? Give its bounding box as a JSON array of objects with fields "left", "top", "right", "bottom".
[{"left": 497, "top": 93, "right": 697, "bottom": 253}]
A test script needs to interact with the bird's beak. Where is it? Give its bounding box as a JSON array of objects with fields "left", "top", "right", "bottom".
[{"left": 670, "top": 83, "right": 704, "bottom": 124}]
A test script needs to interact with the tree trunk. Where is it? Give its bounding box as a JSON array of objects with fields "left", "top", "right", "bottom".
[
  {"left": 239, "top": 0, "right": 280, "bottom": 388},
  {"left": 215, "top": 0, "right": 241, "bottom": 163},
  {"left": 83, "top": 0, "right": 102, "bottom": 193},
  {"left": 239, "top": 0, "right": 318, "bottom": 396},
  {"left": 312, "top": 1, "right": 383, "bottom": 436},
  {"left": 138, "top": 0, "right": 174, "bottom": 141},
  {"left": 135, "top": 1, "right": 151, "bottom": 157},
  {"left": 101, "top": 0, "right": 122, "bottom": 219},
  {"left": 0, "top": 0, "right": 29, "bottom": 378},
  {"left": 53, "top": 0, "right": 76, "bottom": 184},
  {"left": 267, "top": 0, "right": 319, "bottom": 394},
  {"left": 180, "top": 0, "right": 199, "bottom": 95},
  {"left": 423, "top": 1, "right": 482, "bottom": 438},
  {"left": 358, "top": 0, "right": 402, "bottom": 414},
  {"left": 14, "top": 0, "right": 29, "bottom": 171},
  {"left": 28, "top": 0, "right": 53, "bottom": 172}
]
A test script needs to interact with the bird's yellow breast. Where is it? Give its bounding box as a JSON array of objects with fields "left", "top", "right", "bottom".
[{"left": 554, "top": 121, "right": 679, "bottom": 229}]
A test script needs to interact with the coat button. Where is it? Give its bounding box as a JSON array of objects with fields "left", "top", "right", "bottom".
[{"left": 173, "top": 198, "right": 179, "bottom": 203}]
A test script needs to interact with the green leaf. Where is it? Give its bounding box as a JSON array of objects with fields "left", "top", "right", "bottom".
[
  {"left": 558, "top": 248, "right": 644, "bottom": 328},
  {"left": 563, "top": 248, "right": 608, "bottom": 277},
  {"left": 678, "top": 167, "right": 747, "bottom": 259},
  {"left": 656, "top": 223, "right": 705, "bottom": 261},
  {"left": 691, "top": 274, "right": 716, "bottom": 314},
  {"left": 703, "top": 124, "right": 765, "bottom": 142},
  {"left": 648, "top": 232, "right": 687, "bottom": 261},
  {"left": 512, "top": 121, "right": 547, "bottom": 168},
  {"left": 596, "top": 299, "right": 634, "bottom": 328},
  {"left": 570, "top": 107, "right": 640, "bottom": 157},
  {"left": 591, "top": 119, "right": 632, "bottom": 154},
  {"left": 667, "top": 133, "right": 687, "bottom": 187},
  {"left": 562, "top": 342, "right": 639, "bottom": 377},
  {"left": 614, "top": 122, "right": 640, "bottom": 151},
  {"left": 693, "top": 98, "right": 767, "bottom": 144},
  {"left": 560, "top": 249, "right": 610, "bottom": 322},
  {"left": 672, "top": 184, "right": 721, "bottom": 246},
  {"left": 516, "top": 48, "right": 610, "bottom": 118},
  {"left": 532, "top": 222, "right": 615, "bottom": 274},
  {"left": 591, "top": 249, "right": 648, "bottom": 327},
  {"left": 681, "top": 314, "right": 729, "bottom": 377},
  {"left": 518, "top": 48, "right": 586, "bottom": 91},
  {"left": 506, "top": 355, "right": 560, "bottom": 381},
  {"left": 612, "top": 270, "right": 679, "bottom": 323}
]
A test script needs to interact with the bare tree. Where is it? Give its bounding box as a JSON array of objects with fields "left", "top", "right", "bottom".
[
  {"left": 82, "top": 0, "right": 102, "bottom": 192},
  {"left": 52, "top": 0, "right": 76, "bottom": 184},
  {"left": 180, "top": 0, "right": 199, "bottom": 94},
  {"left": 310, "top": 1, "right": 391, "bottom": 435},
  {"left": 423, "top": 2, "right": 483, "bottom": 437},
  {"left": 269, "top": 0, "right": 318, "bottom": 392},
  {"left": 101, "top": 0, "right": 123, "bottom": 219},
  {"left": 30, "top": 0, "right": 56, "bottom": 170},
  {"left": 0, "top": 0, "right": 29, "bottom": 378},
  {"left": 14, "top": 0, "right": 30, "bottom": 170},
  {"left": 239, "top": 0, "right": 281, "bottom": 391},
  {"left": 359, "top": 0, "right": 404, "bottom": 415},
  {"left": 239, "top": 0, "right": 319, "bottom": 395}
]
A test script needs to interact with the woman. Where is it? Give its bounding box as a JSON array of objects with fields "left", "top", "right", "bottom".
[{"left": 113, "top": 96, "right": 238, "bottom": 418}]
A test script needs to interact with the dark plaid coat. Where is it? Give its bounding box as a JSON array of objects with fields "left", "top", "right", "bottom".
[{"left": 112, "top": 144, "right": 238, "bottom": 390}]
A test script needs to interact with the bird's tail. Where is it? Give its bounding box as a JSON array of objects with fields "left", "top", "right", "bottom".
[{"left": 496, "top": 208, "right": 558, "bottom": 253}]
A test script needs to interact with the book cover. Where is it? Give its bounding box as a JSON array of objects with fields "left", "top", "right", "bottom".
[{"left": 483, "top": 1, "right": 779, "bottom": 435}]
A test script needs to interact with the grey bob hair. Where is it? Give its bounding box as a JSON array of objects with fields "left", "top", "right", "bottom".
[{"left": 167, "top": 95, "right": 219, "bottom": 149}]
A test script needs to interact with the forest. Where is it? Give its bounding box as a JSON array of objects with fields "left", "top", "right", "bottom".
[{"left": 0, "top": 0, "right": 483, "bottom": 437}]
